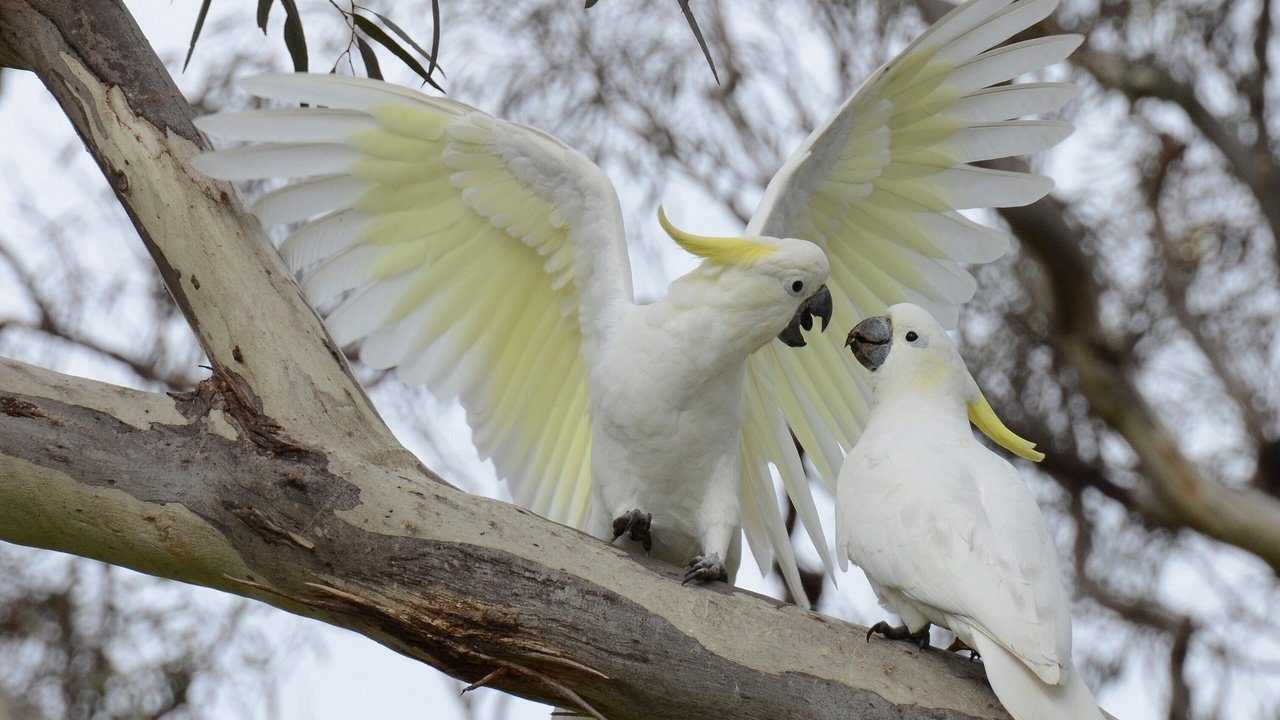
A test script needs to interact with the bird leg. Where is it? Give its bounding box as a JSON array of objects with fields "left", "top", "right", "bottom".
[
  {"left": 682, "top": 553, "right": 729, "bottom": 584},
  {"left": 866, "top": 621, "right": 932, "bottom": 650},
  {"left": 945, "top": 637, "right": 980, "bottom": 661},
  {"left": 610, "top": 509, "right": 653, "bottom": 553}
]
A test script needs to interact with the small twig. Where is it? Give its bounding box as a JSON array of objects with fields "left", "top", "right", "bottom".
[
  {"left": 509, "top": 662, "right": 606, "bottom": 720},
  {"left": 524, "top": 651, "right": 611, "bottom": 681},
  {"left": 460, "top": 667, "right": 506, "bottom": 694},
  {"left": 222, "top": 574, "right": 350, "bottom": 614}
]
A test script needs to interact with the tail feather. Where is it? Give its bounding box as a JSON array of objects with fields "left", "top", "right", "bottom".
[{"left": 970, "top": 633, "right": 1106, "bottom": 720}]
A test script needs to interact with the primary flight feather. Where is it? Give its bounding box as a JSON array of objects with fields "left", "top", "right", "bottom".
[{"left": 190, "top": 0, "right": 1080, "bottom": 604}]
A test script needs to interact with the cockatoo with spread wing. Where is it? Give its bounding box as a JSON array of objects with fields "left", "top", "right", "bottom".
[
  {"left": 191, "top": 0, "right": 1080, "bottom": 604},
  {"left": 838, "top": 303, "right": 1106, "bottom": 720}
]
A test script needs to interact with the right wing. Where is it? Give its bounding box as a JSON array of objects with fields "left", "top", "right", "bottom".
[
  {"left": 740, "top": 0, "right": 1080, "bottom": 586},
  {"left": 192, "top": 74, "right": 635, "bottom": 529}
]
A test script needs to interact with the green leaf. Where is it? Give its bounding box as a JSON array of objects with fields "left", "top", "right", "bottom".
[
  {"left": 361, "top": 7, "right": 445, "bottom": 80},
  {"left": 182, "top": 0, "right": 214, "bottom": 72},
  {"left": 352, "top": 13, "right": 443, "bottom": 91},
  {"left": 355, "top": 37, "right": 383, "bottom": 80},
  {"left": 280, "top": 0, "right": 308, "bottom": 72},
  {"left": 256, "top": 0, "right": 272, "bottom": 34},
  {"left": 675, "top": 0, "right": 719, "bottom": 84},
  {"left": 427, "top": 0, "right": 441, "bottom": 79}
]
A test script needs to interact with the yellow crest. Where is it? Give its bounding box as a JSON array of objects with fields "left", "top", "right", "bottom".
[
  {"left": 967, "top": 394, "right": 1045, "bottom": 462},
  {"left": 657, "top": 206, "right": 775, "bottom": 268}
]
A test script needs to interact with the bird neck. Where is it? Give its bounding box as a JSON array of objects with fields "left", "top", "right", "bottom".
[{"left": 871, "top": 360, "right": 971, "bottom": 430}]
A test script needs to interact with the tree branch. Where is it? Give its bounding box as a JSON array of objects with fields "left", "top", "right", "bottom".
[
  {"left": 1000, "top": 196, "right": 1280, "bottom": 574},
  {"left": 0, "top": 356, "right": 1011, "bottom": 719}
]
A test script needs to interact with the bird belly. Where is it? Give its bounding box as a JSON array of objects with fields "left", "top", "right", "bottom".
[{"left": 588, "top": 370, "right": 744, "bottom": 567}]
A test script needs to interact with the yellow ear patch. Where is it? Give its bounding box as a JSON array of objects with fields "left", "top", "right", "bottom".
[
  {"left": 967, "top": 394, "right": 1044, "bottom": 462},
  {"left": 657, "top": 206, "right": 775, "bottom": 268}
]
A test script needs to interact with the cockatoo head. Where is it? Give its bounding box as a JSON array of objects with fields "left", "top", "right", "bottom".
[
  {"left": 658, "top": 207, "right": 832, "bottom": 349},
  {"left": 845, "top": 303, "right": 1044, "bottom": 462}
]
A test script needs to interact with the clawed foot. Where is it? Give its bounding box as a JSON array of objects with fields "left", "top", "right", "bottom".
[
  {"left": 866, "top": 621, "right": 931, "bottom": 650},
  {"left": 945, "top": 637, "right": 980, "bottom": 661},
  {"left": 682, "top": 553, "right": 729, "bottom": 585},
  {"left": 610, "top": 509, "right": 653, "bottom": 553}
]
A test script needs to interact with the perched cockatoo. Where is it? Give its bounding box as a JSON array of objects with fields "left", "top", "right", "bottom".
[
  {"left": 190, "top": 0, "right": 1080, "bottom": 604},
  {"left": 838, "top": 303, "right": 1105, "bottom": 720}
]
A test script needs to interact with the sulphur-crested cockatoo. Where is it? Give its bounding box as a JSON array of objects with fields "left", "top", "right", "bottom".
[
  {"left": 838, "top": 303, "right": 1105, "bottom": 720},
  {"left": 190, "top": 0, "right": 1080, "bottom": 604}
]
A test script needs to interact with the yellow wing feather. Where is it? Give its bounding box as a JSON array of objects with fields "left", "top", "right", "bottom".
[
  {"left": 739, "top": 0, "right": 1079, "bottom": 576},
  {"left": 192, "top": 73, "right": 631, "bottom": 531}
]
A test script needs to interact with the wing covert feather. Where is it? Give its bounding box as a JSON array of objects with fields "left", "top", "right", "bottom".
[
  {"left": 848, "top": 449, "right": 1071, "bottom": 683},
  {"left": 193, "top": 73, "right": 633, "bottom": 529}
]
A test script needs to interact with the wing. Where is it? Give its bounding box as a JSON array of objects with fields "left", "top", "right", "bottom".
[
  {"left": 191, "top": 73, "right": 634, "bottom": 529},
  {"left": 854, "top": 448, "right": 1072, "bottom": 683},
  {"left": 738, "top": 0, "right": 1081, "bottom": 582}
]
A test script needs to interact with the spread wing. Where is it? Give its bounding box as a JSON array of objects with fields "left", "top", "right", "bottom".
[
  {"left": 738, "top": 0, "right": 1081, "bottom": 583},
  {"left": 192, "top": 73, "right": 634, "bottom": 529}
]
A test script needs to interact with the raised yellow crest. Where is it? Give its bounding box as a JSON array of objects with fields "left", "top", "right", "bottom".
[{"left": 657, "top": 206, "right": 776, "bottom": 268}]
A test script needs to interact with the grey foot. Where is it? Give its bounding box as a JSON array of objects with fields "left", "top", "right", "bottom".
[
  {"left": 866, "top": 621, "right": 931, "bottom": 650},
  {"left": 945, "top": 637, "right": 980, "bottom": 661},
  {"left": 682, "top": 552, "right": 729, "bottom": 584},
  {"left": 610, "top": 509, "right": 653, "bottom": 553}
]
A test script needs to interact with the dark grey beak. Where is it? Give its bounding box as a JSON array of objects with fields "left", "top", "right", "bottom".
[
  {"left": 778, "top": 284, "right": 833, "bottom": 348},
  {"left": 846, "top": 315, "right": 892, "bottom": 371}
]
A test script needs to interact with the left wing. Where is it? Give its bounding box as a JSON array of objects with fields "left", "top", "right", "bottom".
[{"left": 738, "top": 0, "right": 1081, "bottom": 583}]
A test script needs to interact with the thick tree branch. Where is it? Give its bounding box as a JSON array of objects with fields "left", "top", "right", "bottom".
[
  {"left": 0, "top": 357, "right": 1012, "bottom": 719},
  {"left": 0, "top": 1, "right": 1022, "bottom": 717},
  {"left": 1000, "top": 197, "right": 1280, "bottom": 574}
]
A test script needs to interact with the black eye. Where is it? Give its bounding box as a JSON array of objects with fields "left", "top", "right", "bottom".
[
  {"left": 906, "top": 331, "right": 919, "bottom": 342},
  {"left": 791, "top": 280, "right": 805, "bottom": 294}
]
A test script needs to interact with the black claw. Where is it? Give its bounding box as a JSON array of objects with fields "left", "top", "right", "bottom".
[
  {"left": 682, "top": 553, "right": 729, "bottom": 585},
  {"left": 944, "top": 637, "right": 980, "bottom": 661},
  {"left": 610, "top": 509, "right": 653, "bottom": 553},
  {"left": 866, "top": 620, "right": 931, "bottom": 650}
]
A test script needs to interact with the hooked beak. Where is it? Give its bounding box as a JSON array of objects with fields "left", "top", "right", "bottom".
[
  {"left": 845, "top": 315, "right": 892, "bottom": 371},
  {"left": 778, "top": 284, "right": 833, "bottom": 348}
]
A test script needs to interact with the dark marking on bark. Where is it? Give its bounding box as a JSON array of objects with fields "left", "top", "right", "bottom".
[
  {"left": 112, "top": 166, "right": 129, "bottom": 194},
  {"left": 324, "top": 338, "right": 345, "bottom": 366},
  {"left": 232, "top": 345, "right": 244, "bottom": 363},
  {"left": 191, "top": 275, "right": 200, "bottom": 290},
  {"left": 0, "top": 1, "right": 200, "bottom": 142},
  {"left": 229, "top": 504, "right": 316, "bottom": 550},
  {"left": 171, "top": 367, "right": 324, "bottom": 460},
  {"left": 1, "top": 396, "right": 52, "bottom": 421}
]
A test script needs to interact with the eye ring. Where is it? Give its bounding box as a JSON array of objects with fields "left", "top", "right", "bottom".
[
  {"left": 790, "top": 280, "right": 805, "bottom": 294},
  {"left": 905, "top": 331, "right": 919, "bottom": 342}
]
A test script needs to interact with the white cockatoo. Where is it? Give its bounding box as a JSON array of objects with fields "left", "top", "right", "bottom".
[
  {"left": 190, "top": 0, "right": 1080, "bottom": 603},
  {"left": 838, "top": 303, "right": 1105, "bottom": 720}
]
